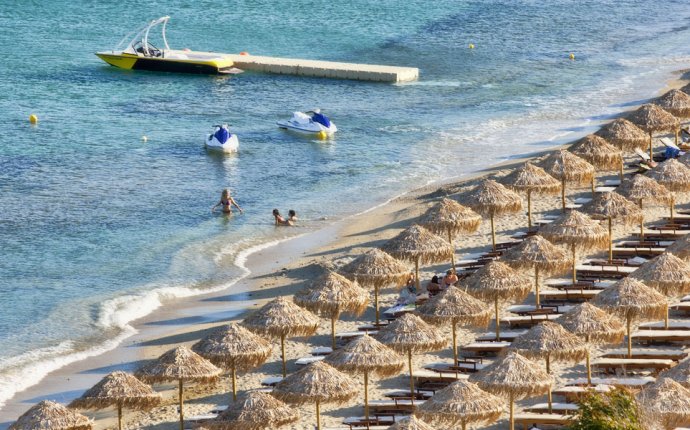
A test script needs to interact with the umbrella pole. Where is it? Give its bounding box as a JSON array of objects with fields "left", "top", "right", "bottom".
[
  {"left": 671, "top": 194, "right": 676, "bottom": 223},
  {"left": 364, "top": 371, "right": 370, "bottom": 422},
  {"left": 415, "top": 257, "right": 420, "bottom": 292},
  {"left": 571, "top": 244, "right": 577, "bottom": 286},
  {"left": 627, "top": 317, "right": 632, "bottom": 358},
  {"left": 178, "top": 379, "right": 184, "bottom": 430},
  {"left": 374, "top": 285, "right": 380, "bottom": 326},
  {"left": 535, "top": 267, "right": 540, "bottom": 309},
  {"left": 649, "top": 131, "right": 653, "bottom": 160},
  {"left": 639, "top": 200, "right": 644, "bottom": 241},
  {"left": 509, "top": 393, "right": 515, "bottom": 430},
  {"left": 586, "top": 349, "right": 592, "bottom": 386},
  {"left": 665, "top": 303, "right": 669, "bottom": 330},
  {"left": 490, "top": 213, "right": 496, "bottom": 252},
  {"left": 676, "top": 128, "right": 680, "bottom": 146},
  {"left": 281, "top": 334, "right": 287, "bottom": 377},
  {"left": 448, "top": 228, "right": 456, "bottom": 272},
  {"left": 591, "top": 177, "right": 595, "bottom": 198},
  {"left": 231, "top": 366, "right": 237, "bottom": 402},
  {"left": 561, "top": 178, "right": 566, "bottom": 213},
  {"left": 408, "top": 349, "right": 415, "bottom": 406},
  {"left": 494, "top": 297, "right": 501, "bottom": 341},
  {"left": 331, "top": 315, "right": 337, "bottom": 350},
  {"left": 619, "top": 160, "right": 624, "bottom": 181},
  {"left": 462, "top": 421, "right": 467, "bottom": 430},
  {"left": 316, "top": 399, "right": 321, "bottom": 430},
  {"left": 118, "top": 404, "right": 122, "bottom": 430},
  {"left": 608, "top": 217, "right": 613, "bottom": 262},
  {"left": 546, "top": 355, "right": 552, "bottom": 413},
  {"left": 527, "top": 190, "right": 532, "bottom": 230},
  {"left": 452, "top": 320, "right": 458, "bottom": 365}
]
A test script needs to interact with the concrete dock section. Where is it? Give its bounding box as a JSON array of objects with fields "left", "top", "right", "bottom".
[{"left": 223, "top": 53, "right": 419, "bottom": 83}]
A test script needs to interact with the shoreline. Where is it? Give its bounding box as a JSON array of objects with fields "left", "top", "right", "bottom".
[{"left": 2, "top": 70, "right": 689, "bottom": 428}]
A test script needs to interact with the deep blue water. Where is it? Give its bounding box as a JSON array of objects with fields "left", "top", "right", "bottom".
[{"left": 2, "top": 0, "right": 690, "bottom": 410}]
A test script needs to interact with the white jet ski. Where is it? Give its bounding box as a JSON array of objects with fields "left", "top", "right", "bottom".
[
  {"left": 205, "top": 124, "right": 239, "bottom": 153},
  {"left": 277, "top": 109, "right": 337, "bottom": 137}
]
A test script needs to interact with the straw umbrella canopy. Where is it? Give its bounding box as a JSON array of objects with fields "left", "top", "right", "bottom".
[
  {"left": 294, "top": 271, "right": 369, "bottom": 350},
  {"left": 203, "top": 391, "right": 298, "bottom": 430},
  {"left": 272, "top": 361, "right": 358, "bottom": 430},
  {"left": 509, "top": 321, "right": 587, "bottom": 412},
  {"left": 580, "top": 192, "right": 643, "bottom": 261},
  {"left": 595, "top": 118, "right": 649, "bottom": 152},
  {"left": 501, "top": 235, "right": 570, "bottom": 309},
  {"left": 339, "top": 248, "right": 410, "bottom": 325},
  {"left": 627, "top": 103, "right": 680, "bottom": 159},
  {"left": 191, "top": 323, "right": 272, "bottom": 401},
  {"left": 592, "top": 278, "right": 668, "bottom": 357},
  {"left": 242, "top": 297, "right": 319, "bottom": 377},
  {"left": 538, "top": 149, "right": 595, "bottom": 211},
  {"left": 501, "top": 162, "right": 561, "bottom": 229},
  {"left": 420, "top": 198, "right": 481, "bottom": 270},
  {"left": 375, "top": 313, "right": 446, "bottom": 405},
  {"left": 415, "top": 380, "right": 503, "bottom": 430},
  {"left": 69, "top": 371, "right": 161, "bottom": 430},
  {"left": 9, "top": 401, "right": 92, "bottom": 430},
  {"left": 464, "top": 179, "right": 522, "bottom": 251},
  {"left": 381, "top": 224, "right": 453, "bottom": 291},
  {"left": 654, "top": 89, "right": 690, "bottom": 144},
  {"left": 569, "top": 134, "right": 624, "bottom": 180},
  {"left": 470, "top": 351, "right": 553, "bottom": 430},
  {"left": 647, "top": 159, "right": 690, "bottom": 221},
  {"left": 387, "top": 416, "right": 436, "bottom": 430},
  {"left": 135, "top": 346, "right": 220, "bottom": 430},
  {"left": 616, "top": 175, "right": 672, "bottom": 239},
  {"left": 660, "top": 357, "right": 690, "bottom": 388},
  {"left": 415, "top": 286, "right": 491, "bottom": 364},
  {"left": 539, "top": 211, "right": 609, "bottom": 285},
  {"left": 557, "top": 303, "right": 625, "bottom": 385},
  {"left": 637, "top": 377, "right": 690, "bottom": 430},
  {"left": 667, "top": 233, "right": 690, "bottom": 262},
  {"left": 325, "top": 334, "right": 404, "bottom": 422}
]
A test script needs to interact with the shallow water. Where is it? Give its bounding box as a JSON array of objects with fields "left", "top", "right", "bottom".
[{"left": 1, "top": 0, "right": 690, "bottom": 411}]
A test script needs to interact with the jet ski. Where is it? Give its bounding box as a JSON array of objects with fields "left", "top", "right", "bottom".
[
  {"left": 205, "top": 125, "right": 239, "bottom": 153},
  {"left": 277, "top": 109, "right": 337, "bottom": 138}
]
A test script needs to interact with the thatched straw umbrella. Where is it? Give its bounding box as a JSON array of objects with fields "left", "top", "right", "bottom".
[
  {"left": 501, "top": 162, "right": 561, "bottom": 229},
  {"left": 9, "top": 401, "right": 91, "bottom": 430},
  {"left": 381, "top": 225, "right": 453, "bottom": 291},
  {"left": 242, "top": 297, "right": 319, "bottom": 377},
  {"left": 340, "top": 248, "right": 410, "bottom": 325},
  {"left": 375, "top": 314, "right": 446, "bottom": 405},
  {"left": 415, "top": 286, "right": 492, "bottom": 364},
  {"left": 628, "top": 103, "right": 680, "bottom": 159},
  {"left": 580, "top": 192, "right": 643, "bottom": 261},
  {"left": 557, "top": 303, "right": 625, "bottom": 385},
  {"left": 592, "top": 278, "right": 668, "bottom": 357},
  {"left": 501, "top": 235, "right": 570, "bottom": 309},
  {"left": 595, "top": 118, "right": 649, "bottom": 152},
  {"left": 272, "top": 361, "right": 358, "bottom": 430},
  {"left": 464, "top": 179, "right": 522, "bottom": 251},
  {"left": 387, "top": 416, "right": 436, "bottom": 430},
  {"left": 203, "top": 391, "right": 298, "bottom": 430},
  {"left": 509, "top": 321, "right": 587, "bottom": 411},
  {"left": 660, "top": 357, "right": 690, "bottom": 388},
  {"left": 569, "top": 134, "right": 624, "bottom": 181},
  {"left": 538, "top": 149, "right": 595, "bottom": 211},
  {"left": 637, "top": 377, "right": 690, "bottom": 430},
  {"left": 136, "top": 346, "right": 221, "bottom": 430},
  {"left": 667, "top": 234, "right": 690, "bottom": 262},
  {"left": 294, "top": 271, "right": 369, "bottom": 350},
  {"left": 325, "top": 334, "right": 404, "bottom": 422},
  {"left": 647, "top": 159, "right": 690, "bottom": 222},
  {"left": 616, "top": 175, "right": 672, "bottom": 240},
  {"left": 420, "top": 198, "right": 482, "bottom": 270},
  {"left": 415, "top": 380, "right": 503, "bottom": 430},
  {"left": 470, "top": 351, "right": 553, "bottom": 430},
  {"left": 69, "top": 371, "right": 161, "bottom": 430},
  {"left": 539, "top": 211, "right": 609, "bottom": 285},
  {"left": 463, "top": 261, "right": 532, "bottom": 340},
  {"left": 654, "top": 89, "right": 690, "bottom": 144},
  {"left": 192, "top": 323, "right": 272, "bottom": 401}
]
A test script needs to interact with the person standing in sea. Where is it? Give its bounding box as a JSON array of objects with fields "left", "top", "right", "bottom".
[{"left": 211, "top": 189, "right": 243, "bottom": 214}]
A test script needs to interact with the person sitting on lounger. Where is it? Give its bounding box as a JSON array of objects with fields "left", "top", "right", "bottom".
[
  {"left": 426, "top": 275, "right": 442, "bottom": 295},
  {"left": 442, "top": 269, "right": 458, "bottom": 288}
]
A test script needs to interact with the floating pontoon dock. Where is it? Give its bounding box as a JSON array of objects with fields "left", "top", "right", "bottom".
[{"left": 224, "top": 53, "right": 419, "bottom": 83}]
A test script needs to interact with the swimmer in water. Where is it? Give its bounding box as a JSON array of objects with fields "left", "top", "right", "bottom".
[{"left": 211, "top": 189, "right": 243, "bottom": 214}]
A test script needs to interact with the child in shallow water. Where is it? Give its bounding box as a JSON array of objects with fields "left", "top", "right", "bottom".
[{"left": 273, "top": 209, "right": 290, "bottom": 226}]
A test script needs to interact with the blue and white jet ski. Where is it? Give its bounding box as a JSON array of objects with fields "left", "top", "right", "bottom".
[
  {"left": 277, "top": 109, "right": 337, "bottom": 137},
  {"left": 205, "top": 124, "right": 239, "bottom": 153}
]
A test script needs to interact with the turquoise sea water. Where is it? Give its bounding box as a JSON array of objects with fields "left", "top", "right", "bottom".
[{"left": 2, "top": 0, "right": 690, "bottom": 412}]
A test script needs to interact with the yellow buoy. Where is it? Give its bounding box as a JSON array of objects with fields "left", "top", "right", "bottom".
[
  {"left": 318, "top": 131, "right": 327, "bottom": 140},
  {"left": 569, "top": 53, "right": 575, "bottom": 60},
  {"left": 29, "top": 114, "right": 38, "bottom": 124},
  {"left": 141, "top": 136, "right": 148, "bottom": 142},
  {"left": 469, "top": 43, "right": 475, "bottom": 49}
]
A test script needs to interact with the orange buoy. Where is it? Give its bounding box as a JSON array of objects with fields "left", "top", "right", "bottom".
[{"left": 240, "top": 51, "right": 249, "bottom": 56}]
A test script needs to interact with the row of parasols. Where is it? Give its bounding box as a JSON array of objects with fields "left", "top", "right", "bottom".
[{"left": 11, "top": 87, "right": 690, "bottom": 430}]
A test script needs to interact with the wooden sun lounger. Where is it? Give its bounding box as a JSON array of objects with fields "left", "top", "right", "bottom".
[
  {"left": 261, "top": 376, "right": 283, "bottom": 386},
  {"left": 672, "top": 302, "right": 690, "bottom": 314},
  {"left": 639, "top": 321, "right": 690, "bottom": 331},
  {"left": 368, "top": 399, "right": 422, "bottom": 414},
  {"left": 343, "top": 415, "right": 400, "bottom": 430},
  {"left": 411, "top": 369, "right": 469, "bottom": 383},
  {"left": 612, "top": 246, "right": 665, "bottom": 258},
  {"left": 552, "top": 385, "right": 613, "bottom": 402},
  {"left": 545, "top": 279, "right": 613, "bottom": 290},
  {"left": 461, "top": 341, "right": 510, "bottom": 355},
  {"left": 632, "top": 329, "right": 690, "bottom": 344},
  {"left": 311, "top": 346, "right": 333, "bottom": 356},
  {"left": 295, "top": 356, "right": 325, "bottom": 366},
  {"left": 475, "top": 330, "right": 526, "bottom": 342},
  {"left": 567, "top": 376, "right": 655, "bottom": 388},
  {"left": 385, "top": 390, "right": 435, "bottom": 400},
  {"left": 595, "top": 186, "right": 616, "bottom": 193},
  {"left": 502, "top": 313, "right": 562, "bottom": 327},
  {"left": 591, "top": 358, "right": 674, "bottom": 374},
  {"left": 540, "top": 289, "right": 600, "bottom": 302},
  {"left": 507, "top": 304, "right": 572, "bottom": 314},
  {"left": 602, "top": 348, "right": 687, "bottom": 361},
  {"left": 514, "top": 413, "right": 573, "bottom": 430},
  {"left": 423, "top": 361, "right": 486, "bottom": 374},
  {"left": 524, "top": 402, "right": 579, "bottom": 415}
]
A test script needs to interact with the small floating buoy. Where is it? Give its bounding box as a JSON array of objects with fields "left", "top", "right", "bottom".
[
  {"left": 318, "top": 131, "right": 327, "bottom": 140},
  {"left": 141, "top": 136, "right": 148, "bottom": 142},
  {"left": 29, "top": 114, "right": 38, "bottom": 124},
  {"left": 240, "top": 51, "right": 249, "bottom": 56},
  {"left": 569, "top": 53, "right": 575, "bottom": 60},
  {"left": 469, "top": 43, "right": 475, "bottom": 49}
]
